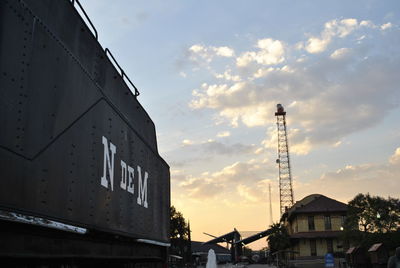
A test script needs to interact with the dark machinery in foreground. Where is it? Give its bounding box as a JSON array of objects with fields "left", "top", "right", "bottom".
[
  {"left": 203, "top": 228, "right": 275, "bottom": 263},
  {"left": 0, "top": 0, "right": 170, "bottom": 266}
]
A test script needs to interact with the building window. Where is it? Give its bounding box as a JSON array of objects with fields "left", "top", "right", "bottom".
[
  {"left": 341, "top": 215, "right": 346, "bottom": 227},
  {"left": 326, "top": 239, "right": 333, "bottom": 253},
  {"left": 310, "top": 239, "right": 317, "bottom": 256},
  {"left": 324, "top": 215, "right": 332, "bottom": 230},
  {"left": 308, "top": 216, "right": 315, "bottom": 231}
]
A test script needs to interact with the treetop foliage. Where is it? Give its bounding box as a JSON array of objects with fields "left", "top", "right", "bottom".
[
  {"left": 346, "top": 193, "right": 400, "bottom": 233},
  {"left": 170, "top": 205, "right": 190, "bottom": 240}
]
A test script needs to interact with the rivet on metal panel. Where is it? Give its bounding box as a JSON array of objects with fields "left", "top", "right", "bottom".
[
  {"left": 104, "top": 48, "right": 140, "bottom": 97},
  {"left": 70, "top": 0, "right": 98, "bottom": 40}
]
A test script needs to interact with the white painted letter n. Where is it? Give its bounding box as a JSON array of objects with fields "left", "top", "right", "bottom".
[{"left": 101, "top": 136, "right": 116, "bottom": 191}]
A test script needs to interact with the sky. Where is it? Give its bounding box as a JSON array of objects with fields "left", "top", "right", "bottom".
[{"left": 80, "top": 0, "right": 400, "bottom": 249}]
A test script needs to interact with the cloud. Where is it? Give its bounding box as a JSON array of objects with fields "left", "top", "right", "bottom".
[
  {"left": 215, "top": 69, "right": 241, "bottom": 82},
  {"left": 236, "top": 38, "right": 285, "bottom": 67},
  {"left": 175, "top": 144, "right": 400, "bottom": 204},
  {"left": 237, "top": 184, "right": 262, "bottom": 202},
  {"left": 187, "top": 44, "right": 235, "bottom": 65},
  {"left": 181, "top": 139, "right": 254, "bottom": 155},
  {"left": 305, "top": 18, "right": 366, "bottom": 54},
  {"left": 262, "top": 127, "right": 313, "bottom": 155},
  {"left": 360, "top": 20, "right": 376, "bottom": 28},
  {"left": 176, "top": 146, "right": 400, "bottom": 204},
  {"left": 253, "top": 67, "right": 275, "bottom": 78},
  {"left": 214, "top": 46, "right": 235, "bottom": 57},
  {"left": 188, "top": 18, "right": 400, "bottom": 154},
  {"left": 217, "top": 131, "right": 231, "bottom": 137},
  {"left": 306, "top": 37, "right": 331, "bottom": 54},
  {"left": 381, "top": 22, "right": 392, "bottom": 30},
  {"left": 182, "top": 139, "right": 194, "bottom": 145},
  {"left": 202, "top": 140, "right": 254, "bottom": 155},
  {"left": 295, "top": 147, "right": 400, "bottom": 201},
  {"left": 389, "top": 147, "right": 400, "bottom": 164},
  {"left": 180, "top": 177, "right": 225, "bottom": 199},
  {"left": 330, "top": 48, "right": 351, "bottom": 59},
  {"left": 190, "top": 82, "right": 249, "bottom": 110},
  {"left": 177, "top": 159, "right": 276, "bottom": 200}
]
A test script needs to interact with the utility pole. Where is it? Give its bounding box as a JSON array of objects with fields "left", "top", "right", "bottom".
[{"left": 269, "top": 183, "right": 273, "bottom": 226}]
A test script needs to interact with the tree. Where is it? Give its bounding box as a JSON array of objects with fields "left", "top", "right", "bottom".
[
  {"left": 346, "top": 193, "right": 400, "bottom": 233},
  {"left": 267, "top": 223, "right": 291, "bottom": 253},
  {"left": 170, "top": 206, "right": 189, "bottom": 240},
  {"left": 342, "top": 193, "right": 400, "bottom": 250},
  {"left": 170, "top": 206, "right": 191, "bottom": 263}
]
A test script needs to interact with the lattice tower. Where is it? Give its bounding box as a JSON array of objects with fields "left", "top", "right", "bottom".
[{"left": 275, "top": 104, "right": 294, "bottom": 216}]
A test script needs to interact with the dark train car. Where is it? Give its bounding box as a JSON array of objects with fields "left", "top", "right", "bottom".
[{"left": 0, "top": 0, "right": 170, "bottom": 266}]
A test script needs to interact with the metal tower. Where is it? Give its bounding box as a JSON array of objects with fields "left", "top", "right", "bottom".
[{"left": 275, "top": 104, "right": 294, "bottom": 216}]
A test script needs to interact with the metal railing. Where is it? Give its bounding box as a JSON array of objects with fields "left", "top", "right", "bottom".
[
  {"left": 105, "top": 48, "right": 140, "bottom": 97},
  {"left": 70, "top": 0, "right": 140, "bottom": 97}
]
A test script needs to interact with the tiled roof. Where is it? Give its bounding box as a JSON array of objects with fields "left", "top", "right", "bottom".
[
  {"left": 290, "top": 231, "right": 342, "bottom": 239},
  {"left": 191, "top": 241, "right": 230, "bottom": 254},
  {"left": 288, "top": 194, "right": 347, "bottom": 219}
]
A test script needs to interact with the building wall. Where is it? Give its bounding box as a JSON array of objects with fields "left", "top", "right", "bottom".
[
  {"left": 288, "top": 213, "right": 346, "bottom": 258},
  {"left": 333, "top": 239, "right": 343, "bottom": 253},
  {"left": 317, "top": 238, "right": 328, "bottom": 256},
  {"left": 291, "top": 213, "right": 345, "bottom": 233},
  {"left": 297, "top": 239, "right": 310, "bottom": 257},
  {"left": 295, "top": 238, "right": 344, "bottom": 257},
  {"left": 332, "top": 215, "right": 344, "bottom": 230}
]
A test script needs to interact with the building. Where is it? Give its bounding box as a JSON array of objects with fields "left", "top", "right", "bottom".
[{"left": 283, "top": 194, "right": 348, "bottom": 258}]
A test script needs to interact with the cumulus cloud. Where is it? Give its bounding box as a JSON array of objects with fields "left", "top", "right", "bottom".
[
  {"left": 253, "top": 67, "right": 275, "bottom": 78},
  {"left": 188, "top": 18, "right": 400, "bottom": 154},
  {"left": 215, "top": 69, "right": 241, "bottom": 82},
  {"left": 180, "top": 177, "right": 225, "bottom": 199},
  {"left": 330, "top": 48, "right": 351, "bottom": 59},
  {"left": 305, "top": 18, "right": 365, "bottom": 53},
  {"left": 389, "top": 147, "right": 400, "bottom": 164},
  {"left": 214, "top": 46, "right": 235, "bottom": 57},
  {"left": 188, "top": 44, "right": 235, "bottom": 65},
  {"left": 236, "top": 38, "right": 285, "bottom": 67},
  {"left": 381, "top": 22, "right": 392, "bottom": 30},
  {"left": 177, "top": 159, "right": 276, "bottom": 200},
  {"left": 360, "top": 20, "right": 376, "bottom": 28},
  {"left": 306, "top": 37, "right": 331, "bottom": 54},
  {"left": 217, "top": 131, "right": 231, "bottom": 137},
  {"left": 295, "top": 147, "right": 400, "bottom": 201},
  {"left": 176, "top": 146, "right": 400, "bottom": 202},
  {"left": 190, "top": 82, "right": 249, "bottom": 110},
  {"left": 262, "top": 127, "right": 313, "bottom": 155}
]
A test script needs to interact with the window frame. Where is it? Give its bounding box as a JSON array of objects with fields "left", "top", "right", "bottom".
[
  {"left": 324, "top": 215, "right": 332, "bottom": 230},
  {"left": 308, "top": 215, "right": 315, "bottom": 231},
  {"left": 310, "top": 239, "right": 317, "bottom": 256}
]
